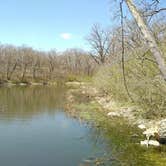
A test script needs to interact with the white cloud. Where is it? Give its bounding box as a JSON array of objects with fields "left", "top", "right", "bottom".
[{"left": 60, "top": 33, "right": 72, "bottom": 40}]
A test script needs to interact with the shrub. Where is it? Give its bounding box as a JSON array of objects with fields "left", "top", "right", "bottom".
[{"left": 93, "top": 54, "right": 166, "bottom": 119}]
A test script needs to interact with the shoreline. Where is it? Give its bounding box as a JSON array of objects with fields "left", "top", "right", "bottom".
[
  {"left": 0, "top": 80, "right": 58, "bottom": 87},
  {"left": 65, "top": 81, "right": 166, "bottom": 146}
]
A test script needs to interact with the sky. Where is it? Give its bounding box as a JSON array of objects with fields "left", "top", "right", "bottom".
[
  {"left": 0, "top": 0, "right": 165, "bottom": 52},
  {"left": 0, "top": 0, "right": 113, "bottom": 51}
]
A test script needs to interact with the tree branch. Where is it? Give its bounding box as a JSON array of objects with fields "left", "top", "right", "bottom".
[{"left": 145, "top": 8, "right": 166, "bottom": 17}]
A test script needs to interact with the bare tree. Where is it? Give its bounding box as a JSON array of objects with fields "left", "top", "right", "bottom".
[
  {"left": 48, "top": 50, "right": 58, "bottom": 79},
  {"left": 125, "top": 0, "right": 166, "bottom": 80},
  {"left": 86, "top": 24, "right": 111, "bottom": 64},
  {"left": 3, "top": 45, "right": 19, "bottom": 80},
  {"left": 19, "top": 47, "right": 33, "bottom": 81},
  {"left": 32, "top": 52, "right": 41, "bottom": 80}
]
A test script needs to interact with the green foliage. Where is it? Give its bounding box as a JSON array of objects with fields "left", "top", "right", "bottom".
[
  {"left": 76, "top": 75, "right": 93, "bottom": 82},
  {"left": 93, "top": 54, "right": 166, "bottom": 119},
  {"left": 66, "top": 74, "right": 78, "bottom": 82},
  {"left": 66, "top": 74, "right": 93, "bottom": 83}
]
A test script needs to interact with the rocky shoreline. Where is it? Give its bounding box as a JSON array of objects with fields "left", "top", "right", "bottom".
[{"left": 66, "top": 81, "right": 166, "bottom": 146}]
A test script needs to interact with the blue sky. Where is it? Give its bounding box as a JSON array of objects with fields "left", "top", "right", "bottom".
[
  {"left": 0, "top": 0, "right": 165, "bottom": 51},
  {"left": 0, "top": 0, "right": 112, "bottom": 51}
]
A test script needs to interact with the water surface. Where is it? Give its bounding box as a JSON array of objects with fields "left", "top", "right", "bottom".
[{"left": 0, "top": 86, "right": 105, "bottom": 166}]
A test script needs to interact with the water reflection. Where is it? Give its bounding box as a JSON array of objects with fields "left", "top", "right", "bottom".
[
  {"left": 0, "top": 86, "right": 105, "bottom": 166},
  {"left": 0, "top": 86, "right": 66, "bottom": 120}
]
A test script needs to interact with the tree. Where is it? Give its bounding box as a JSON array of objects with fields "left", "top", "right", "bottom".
[
  {"left": 86, "top": 24, "right": 111, "bottom": 64},
  {"left": 2, "top": 45, "right": 19, "bottom": 80},
  {"left": 19, "top": 47, "right": 33, "bottom": 81},
  {"left": 125, "top": 0, "right": 166, "bottom": 80},
  {"left": 48, "top": 50, "right": 58, "bottom": 79},
  {"left": 32, "top": 52, "right": 41, "bottom": 80}
]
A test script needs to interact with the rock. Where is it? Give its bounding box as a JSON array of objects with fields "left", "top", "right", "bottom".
[
  {"left": 141, "top": 121, "right": 166, "bottom": 145},
  {"left": 19, "top": 83, "right": 28, "bottom": 86},
  {"left": 30, "top": 82, "right": 43, "bottom": 86},
  {"left": 65, "top": 81, "right": 81, "bottom": 87},
  {"left": 142, "top": 127, "right": 158, "bottom": 140},
  {"left": 157, "top": 119, "right": 166, "bottom": 144},
  {"left": 158, "top": 119, "right": 166, "bottom": 138},
  {"left": 138, "top": 124, "right": 146, "bottom": 129},
  {"left": 96, "top": 96, "right": 114, "bottom": 110},
  {"left": 140, "top": 140, "right": 160, "bottom": 147},
  {"left": 107, "top": 112, "right": 121, "bottom": 117}
]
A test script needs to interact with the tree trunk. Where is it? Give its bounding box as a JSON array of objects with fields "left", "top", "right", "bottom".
[
  {"left": 33, "top": 68, "right": 36, "bottom": 79},
  {"left": 9, "top": 62, "right": 18, "bottom": 80},
  {"left": 6, "top": 64, "right": 10, "bottom": 80},
  {"left": 21, "top": 64, "right": 27, "bottom": 81},
  {"left": 125, "top": 0, "right": 166, "bottom": 81}
]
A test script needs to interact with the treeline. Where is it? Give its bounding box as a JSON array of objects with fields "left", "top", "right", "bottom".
[{"left": 0, "top": 46, "right": 96, "bottom": 83}]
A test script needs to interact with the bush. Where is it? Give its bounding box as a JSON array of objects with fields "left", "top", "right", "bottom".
[{"left": 93, "top": 55, "right": 166, "bottom": 119}]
